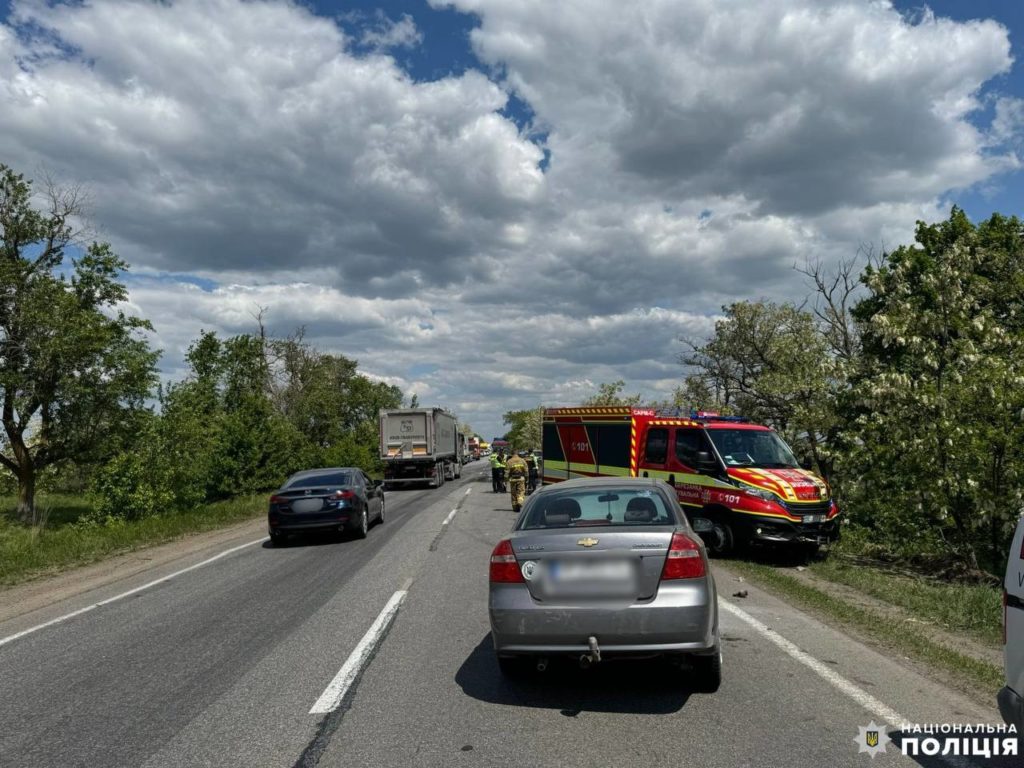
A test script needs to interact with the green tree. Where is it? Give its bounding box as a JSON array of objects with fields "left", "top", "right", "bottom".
[
  {"left": 266, "top": 334, "right": 401, "bottom": 469},
  {"left": 0, "top": 165, "right": 158, "bottom": 519},
  {"left": 683, "top": 301, "right": 840, "bottom": 477},
  {"left": 846, "top": 208, "right": 1024, "bottom": 570},
  {"left": 503, "top": 407, "right": 543, "bottom": 450},
  {"left": 582, "top": 380, "right": 643, "bottom": 406}
]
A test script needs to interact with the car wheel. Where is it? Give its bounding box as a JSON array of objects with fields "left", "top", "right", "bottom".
[
  {"left": 355, "top": 509, "right": 368, "bottom": 539},
  {"left": 496, "top": 656, "right": 528, "bottom": 679},
  {"left": 271, "top": 531, "right": 289, "bottom": 547},
  {"left": 378, "top": 498, "right": 385, "bottom": 525},
  {"left": 691, "top": 648, "right": 722, "bottom": 693}
]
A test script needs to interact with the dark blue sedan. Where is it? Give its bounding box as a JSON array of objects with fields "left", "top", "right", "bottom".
[{"left": 268, "top": 467, "right": 385, "bottom": 546}]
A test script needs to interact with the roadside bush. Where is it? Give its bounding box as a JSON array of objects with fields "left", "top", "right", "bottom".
[{"left": 93, "top": 450, "right": 174, "bottom": 522}]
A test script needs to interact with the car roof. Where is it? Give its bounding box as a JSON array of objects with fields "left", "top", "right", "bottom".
[
  {"left": 537, "top": 476, "right": 668, "bottom": 491},
  {"left": 289, "top": 467, "right": 360, "bottom": 478}
]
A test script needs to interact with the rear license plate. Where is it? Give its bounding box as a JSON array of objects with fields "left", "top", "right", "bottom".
[
  {"left": 549, "top": 560, "right": 634, "bottom": 583},
  {"left": 544, "top": 559, "right": 638, "bottom": 597},
  {"left": 292, "top": 499, "right": 326, "bottom": 514}
]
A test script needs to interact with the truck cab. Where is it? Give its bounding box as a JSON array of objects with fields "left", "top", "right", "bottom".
[{"left": 999, "top": 515, "right": 1024, "bottom": 730}]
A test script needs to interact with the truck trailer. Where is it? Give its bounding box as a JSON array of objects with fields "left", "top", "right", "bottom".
[{"left": 379, "top": 408, "right": 462, "bottom": 488}]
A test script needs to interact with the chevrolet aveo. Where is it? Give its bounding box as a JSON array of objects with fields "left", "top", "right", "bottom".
[{"left": 489, "top": 477, "right": 721, "bottom": 691}]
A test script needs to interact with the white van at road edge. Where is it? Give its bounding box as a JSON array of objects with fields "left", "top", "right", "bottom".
[{"left": 999, "top": 515, "right": 1024, "bottom": 730}]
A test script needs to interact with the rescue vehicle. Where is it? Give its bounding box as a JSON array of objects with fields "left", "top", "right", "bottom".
[{"left": 541, "top": 406, "right": 839, "bottom": 554}]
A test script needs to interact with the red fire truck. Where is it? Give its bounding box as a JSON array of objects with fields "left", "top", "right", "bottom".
[{"left": 541, "top": 406, "right": 839, "bottom": 555}]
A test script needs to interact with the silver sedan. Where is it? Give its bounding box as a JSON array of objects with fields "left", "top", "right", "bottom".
[{"left": 488, "top": 477, "right": 721, "bottom": 690}]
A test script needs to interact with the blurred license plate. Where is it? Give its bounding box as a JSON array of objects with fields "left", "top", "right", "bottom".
[
  {"left": 548, "top": 559, "right": 633, "bottom": 583},
  {"left": 803, "top": 514, "right": 826, "bottom": 523}
]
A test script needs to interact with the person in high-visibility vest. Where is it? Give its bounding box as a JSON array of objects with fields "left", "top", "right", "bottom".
[
  {"left": 506, "top": 451, "right": 529, "bottom": 512},
  {"left": 490, "top": 451, "right": 507, "bottom": 493}
]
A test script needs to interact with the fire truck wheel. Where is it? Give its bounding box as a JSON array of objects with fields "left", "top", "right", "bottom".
[{"left": 707, "top": 520, "right": 735, "bottom": 557}]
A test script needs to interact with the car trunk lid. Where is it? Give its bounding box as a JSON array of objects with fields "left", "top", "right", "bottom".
[{"left": 511, "top": 527, "right": 676, "bottom": 602}]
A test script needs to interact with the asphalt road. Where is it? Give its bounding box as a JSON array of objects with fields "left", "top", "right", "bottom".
[{"left": 0, "top": 462, "right": 1013, "bottom": 768}]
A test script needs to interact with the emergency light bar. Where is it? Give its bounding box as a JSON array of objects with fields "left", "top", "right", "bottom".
[{"left": 652, "top": 407, "right": 747, "bottom": 422}]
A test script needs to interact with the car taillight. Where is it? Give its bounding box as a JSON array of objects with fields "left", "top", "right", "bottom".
[
  {"left": 334, "top": 490, "right": 356, "bottom": 500},
  {"left": 269, "top": 495, "right": 285, "bottom": 506},
  {"left": 489, "top": 539, "right": 524, "bottom": 583},
  {"left": 661, "top": 532, "right": 706, "bottom": 580}
]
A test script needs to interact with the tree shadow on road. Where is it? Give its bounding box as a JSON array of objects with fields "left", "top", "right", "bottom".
[{"left": 455, "top": 635, "right": 693, "bottom": 716}]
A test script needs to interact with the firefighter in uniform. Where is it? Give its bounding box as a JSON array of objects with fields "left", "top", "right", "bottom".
[
  {"left": 525, "top": 451, "right": 538, "bottom": 493},
  {"left": 506, "top": 451, "right": 529, "bottom": 512}
]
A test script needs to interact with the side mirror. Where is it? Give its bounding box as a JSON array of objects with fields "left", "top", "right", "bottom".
[
  {"left": 800, "top": 457, "right": 813, "bottom": 471},
  {"left": 696, "top": 451, "right": 718, "bottom": 474}
]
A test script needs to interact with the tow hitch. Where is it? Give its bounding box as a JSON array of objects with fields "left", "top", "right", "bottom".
[{"left": 579, "top": 636, "right": 601, "bottom": 669}]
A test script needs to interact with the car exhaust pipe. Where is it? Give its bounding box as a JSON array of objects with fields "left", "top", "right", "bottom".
[{"left": 536, "top": 657, "right": 548, "bottom": 672}]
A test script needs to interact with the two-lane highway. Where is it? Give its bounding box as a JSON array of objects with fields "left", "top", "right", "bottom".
[
  {"left": 0, "top": 464, "right": 1012, "bottom": 767},
  {"left": 0, "top": 467, "right": 489, "bottom": 767}
]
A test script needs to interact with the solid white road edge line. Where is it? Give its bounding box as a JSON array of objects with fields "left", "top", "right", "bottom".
[
  {"left": 719, "top": 599, "right": 906, "bottom": 724},
  {"left": 442, "top": 509, "right": 457, "bottom": 526},
  {"left": 0, "top": 537, "right": 267, "bottom": 649},
  {"left": 310, "top": 587, "right": 409, "bottom": 715}
]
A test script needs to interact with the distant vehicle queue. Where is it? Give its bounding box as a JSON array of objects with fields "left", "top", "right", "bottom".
[
  {"left": 262, "top": 403, "right": 1024, "bottom": 705},
  {"left": 267, "top": 402, "right": 840, "bottom": 558}
]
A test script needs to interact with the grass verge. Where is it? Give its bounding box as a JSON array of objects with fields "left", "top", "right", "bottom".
[
  {"left": 810, "top": 557, "right": 1003, "bottom": 647},
  {"left": 725, "top": 559, "right": 1004, "bottom": 694},
  {"left": 0, "top": 494, "right": 265, "bottom": 587}
]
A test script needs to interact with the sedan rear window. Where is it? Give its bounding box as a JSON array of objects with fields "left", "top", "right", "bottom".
[
  {"left": 286, "top": 473, "right": 352, "bottom": 489},
  {"left": 520, "top": 488, "right": 678, "bottom": 529}
]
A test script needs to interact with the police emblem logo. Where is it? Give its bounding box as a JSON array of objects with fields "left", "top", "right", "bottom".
[{"left": 854, "top": 722, "right": 890, "bottom": 758}]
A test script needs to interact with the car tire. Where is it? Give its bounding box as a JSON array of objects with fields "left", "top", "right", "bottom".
[
  {"left": 271, "top": 531, "right": 289, "bottom": 547},
  {"left": 378, "top": 498, "right": 385, "bottom": 525},
  {"left": 691, "top": 648, "right": 722, "bottom": 693},
  {"left": 355, "top": 509, "right": 369, "bottom": 539},
  {"left": 496, "top": 656, "right": 528, "bottom": 679}
]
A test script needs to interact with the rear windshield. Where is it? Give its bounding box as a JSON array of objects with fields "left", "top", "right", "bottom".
[
  {"left": 286, "top": 473, "right": 352, "bottom": 489},
  {"left": 519, "top": 488, "right": 678, "bottom": 530}
]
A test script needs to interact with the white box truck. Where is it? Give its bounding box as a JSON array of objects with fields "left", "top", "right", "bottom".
[{"left": 379, "top": 408, "right": 461, "bottom": 488}]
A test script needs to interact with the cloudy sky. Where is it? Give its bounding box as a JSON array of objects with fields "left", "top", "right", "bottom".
[{"left": 2, "top": 0, "right": 1023, "bottom": 441}]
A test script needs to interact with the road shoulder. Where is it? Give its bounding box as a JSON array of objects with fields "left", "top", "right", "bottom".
[{"left": 0, "top": 517, "right": 266, "bottom": 629}]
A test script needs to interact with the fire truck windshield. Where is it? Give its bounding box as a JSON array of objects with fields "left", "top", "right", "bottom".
[{"left": 707, "top": 429, "right": 800, "bottom": 469}]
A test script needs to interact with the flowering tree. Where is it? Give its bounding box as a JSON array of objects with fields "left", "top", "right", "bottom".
[{"left": 847, "top": 209, "right": 1024, "bottom": 570}]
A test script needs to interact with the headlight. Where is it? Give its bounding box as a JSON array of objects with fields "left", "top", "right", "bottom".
[{"left": 744, "top": 488, "right": 778, "bottom": 503}]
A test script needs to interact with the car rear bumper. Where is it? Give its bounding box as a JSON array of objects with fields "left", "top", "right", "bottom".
[
  {"left": 489, "top": 581, "right": 717, "bottom": 656},
  {"left": 998, "top": 685, "right": 1023, "bottom": 730},
  {"left": 268, "top": 516, "right": 353, "bottom": 532}
]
